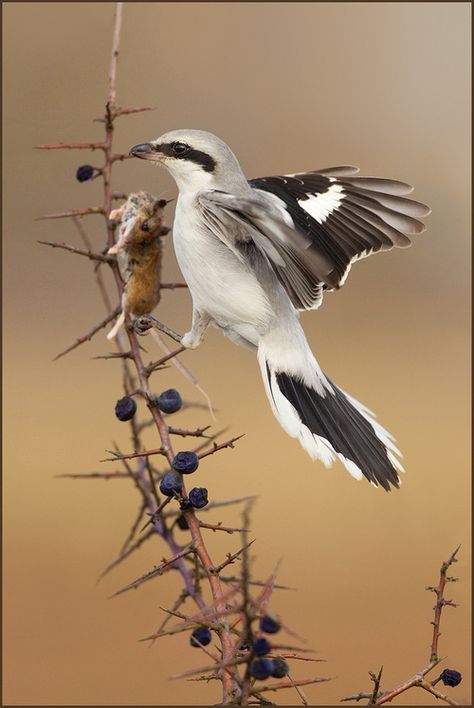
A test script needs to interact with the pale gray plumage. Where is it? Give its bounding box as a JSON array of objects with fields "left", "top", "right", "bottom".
[{"left": 129, "top": 129, "right": 431, "bottom": 491}]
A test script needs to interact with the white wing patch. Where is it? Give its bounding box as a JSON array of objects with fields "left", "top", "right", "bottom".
[{"left": 297, "top": 183, "right": 345, "bottom": 225}]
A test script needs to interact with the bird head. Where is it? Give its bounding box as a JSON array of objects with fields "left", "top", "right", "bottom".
[{"left": 129, "top": 129, "right": 248, "bottom": 193}]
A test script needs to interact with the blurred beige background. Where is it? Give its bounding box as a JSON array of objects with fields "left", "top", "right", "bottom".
[{"left": 3, "top": 2, "right": 471, "bottom": 705}]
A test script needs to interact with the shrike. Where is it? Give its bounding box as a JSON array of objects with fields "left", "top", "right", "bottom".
[{"left": 129, "top": 130, "right": 430, "bottom": 491}]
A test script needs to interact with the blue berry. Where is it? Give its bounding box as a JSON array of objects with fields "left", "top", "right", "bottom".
[
  {"left": 76, "top": 164, "right": 94, "bottom": 182},
  {"left": 190, "top": 627, "right": 212, "bottom": 647},
  {"left": 114, "top": 396, "right": 137, "bottom": 421},
  {"left": 250, "top": 658, "right": 273, "bottom": 680},
  {"left": 172, "top": 451, "right": 199, "bottom": 474},
  {"left": 260, "top": 615, "right": 280, "bottom": 634},
  {"left": 159, "top": 471, "right": 182, "bottom": 497},
  {"left": 157, "top": 388, "right": 182, "bottom": 414},
  {"left": 271, "top": 658, "right": 289, "bottom": 678},
  {"left": 189, "top": 487, "right": 208, "bottom": 508},
  {"left": 253, "top": 638, "right": 271, "bottom": 656},
  {"left": 440, "top": 669, "right": 462, "bottom": 687}
]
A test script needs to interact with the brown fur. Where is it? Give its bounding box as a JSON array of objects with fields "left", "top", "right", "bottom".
[
  {"left": 121, "top": 194, "right": 166, "bottom": 316},
  {"left": 124, "top": 234, "right": 162, "bottom": 315},
  {"left": 107, "top": 193, "right": 170, "bottom": 339}
]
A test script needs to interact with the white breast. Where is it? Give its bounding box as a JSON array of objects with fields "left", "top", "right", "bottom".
[{"left": 173, "top": 193, "right": 274, "bottom": 337}]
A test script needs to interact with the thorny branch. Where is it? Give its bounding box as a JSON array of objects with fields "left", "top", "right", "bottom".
[
  {"left": 341, "top": 546, "right": 462, "bottom": 706},
  {"left": 40, "top": 4, "right": 275, "bottom": 704},
  {"left": 38, "top": 240, "right": 114, "bottom": 264}
]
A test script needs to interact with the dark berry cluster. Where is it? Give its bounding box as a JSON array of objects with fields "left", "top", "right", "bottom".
[
  {"left": 246, "top": 613, "right": 287, "bottom": 680},
  {"left": 250, "top": 657, "right": 289, "bottom": 680}
]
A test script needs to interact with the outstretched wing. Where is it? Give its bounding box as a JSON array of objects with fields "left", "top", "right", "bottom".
[
  {"left": 197, "top": 189, "right": 336, "bottom": 310},
  {"left": 250, "top": 166, "right": 431, "bottom": 309}
]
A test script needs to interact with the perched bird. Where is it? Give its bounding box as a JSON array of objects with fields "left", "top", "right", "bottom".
[
  {"left": 130, "top": 130, "right": 430, "bottom": 490},
  {"left": 107, "top": 191, "right": 168, "bottom": 339}
]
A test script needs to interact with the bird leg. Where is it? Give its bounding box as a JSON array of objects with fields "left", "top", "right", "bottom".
[{"left": 181, "top": 309, "right": 211, "bottom": 349}]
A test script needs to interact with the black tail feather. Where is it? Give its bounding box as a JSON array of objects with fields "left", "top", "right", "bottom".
[{"left": 276, "top": 371, "right": 401, "bottom": 491}]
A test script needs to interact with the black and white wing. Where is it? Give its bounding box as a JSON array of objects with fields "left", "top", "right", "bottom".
[
  {"left": 197, "top": 188, "right": 336, "bottom": 310},
  {"left": 250, "top": 166, "right": 431, "bottom": 309},
  {"left": 197, "top": 167, "right": 430, "bottom": 312}
]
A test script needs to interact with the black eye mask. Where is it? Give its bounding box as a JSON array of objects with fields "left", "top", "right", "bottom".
[{"left": 154, "top": 142, "right": 217, "bottom": 173}]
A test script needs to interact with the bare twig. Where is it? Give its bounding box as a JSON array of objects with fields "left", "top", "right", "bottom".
[
  {"left": 250, "top": 676, "right": 332, "bottom": 695},
  {"left": 54, "top": 306, "right": 121, "bottom": 360},
  {"left": 56, "top": 471, "right": 129, "bottom": 480},
  {"left": 35, "top": 141, "right": 105, "bottom": 150},
  {"left": 342, "top": 547, "right": 462, "bottom": 706},
  {"left": 37, "top": 206, "right": 105, "bottom": 220},
  {"left": 144, "top": 346, "right": 186, "bottom": 375},
  {"left": 429, "top": 545, "right": 461, "bottom": 662},
  {"left": 199, "top": 521, "right": 249, "bottom": 535},
  {"left": 100, "top": 446, "right": 166, "bottom": 463},
  {"left": 198, "top": 435, "right": 245, "bottom": 459},
  {"left": 113, "top": 106, "right": 157, "bottom": 117},
  {"left": 98, "top": 527, "right": 155, "bottom": 582},
  {"left": 110, "top": 546, "right": 194, "bottom": 598},
  {"left": 210, "top": 540, "right": 256, "bottom": 575},
  {"left": 418, "top": 678, "right": 460, "bottom": 706},
  {"left": 169, "top": 425, "right": 212, "bottom": 438},
  {"left": 38, "top": 240, "right": 113, "bottom": 264},
  {"left": 369, "top": 667, "right": 383, "bottom": 705}
]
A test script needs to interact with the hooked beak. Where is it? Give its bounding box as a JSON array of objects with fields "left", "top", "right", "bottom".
[{"left": 129, "top": 142, "right": 163, "bottom": 161}]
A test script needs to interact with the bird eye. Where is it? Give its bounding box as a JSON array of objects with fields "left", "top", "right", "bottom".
[
  {"left": 141, "top": 221, "right": 150, "bottom": 232},
  {"left": 172, "top": 142, "right": 189, "bottom": 156}
]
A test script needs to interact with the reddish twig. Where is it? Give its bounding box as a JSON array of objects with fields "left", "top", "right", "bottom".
[
  {"left": 38, "top": 240, "right": 113, "bottom": 264},
  {"left": 210, "top": 540, "right": 256, "bottom": 575},
  {"left": 199, "top": 521, "right": 249, "bottom": 535},
  {"left": 429, "top": 545, "right": 461, "bottom": 662},
  {"left": 35, "top": 141, "right": 105, "bottom": 150},
  {"left": 168, "top": 425, "right": 212, "bottom": 438},
  {"left": 100, "top": 446, "right": 166, "bottom": 463},
  {"left": 113, "top": 106, "right": 156, "bottom": 117},
  {"left": 110, "top": 546, "right": 194, "bottom": 598},
  {"left": 198, "top": 435, "right": 245, "bottom": 459},
  {"left": 56, "top": 471, "right": 129, "bottom": 480},
  {"left": 144, "top": 346, "right": 186, "bottom": 375},
  {"left": 37, "top": 206, "right": 105, "bottom": 220},
  {"left": 341, "top": 546, "right": 462, "bottom": 706},
  {"left": 369, "top": 667, "right": 383, "bottom": 705},
  {"left": 250, "top": 676, "right": 332, "bottom": 695}
]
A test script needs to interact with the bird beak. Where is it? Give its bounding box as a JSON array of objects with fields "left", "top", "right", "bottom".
[{"left": 129, "top": 142, "right": 162, "bottom": 161}]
